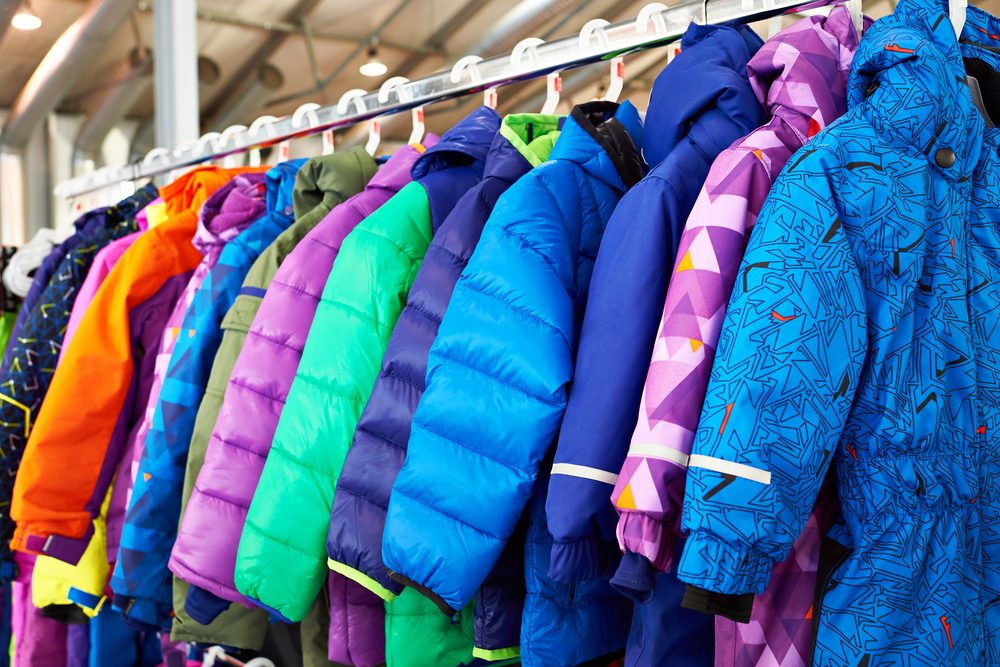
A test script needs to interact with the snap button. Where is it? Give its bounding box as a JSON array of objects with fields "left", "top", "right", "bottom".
[
  {"left": 865, "top": 80, "right": 880, "bottom": 97},
  {"left": 935, "top": 147, "right": 956, "bottom": 168}
]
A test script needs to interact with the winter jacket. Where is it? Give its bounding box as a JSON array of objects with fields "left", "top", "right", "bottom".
[
  {"left": 8, "top": 168, "right": 245, "bottom": 564},
  {"left": 11, "top": 552, "right": 67, "bottom": 667},
  {"left": 382, "top": 100, "right": 645, "bottom": 667},
  {"left": 328, "top": 113, "right": 561, "bottom": 662},
  {"left": 548, "top": 22, "right": 765, "bottom": 588},
  {"left": 610, "top": 10, "right": 862, "bottom": 667},
  {"left": 236, "top": 107, "right": 499, "bottom": 626},
  {"left": 108, "top": 173, "right": 269, "bottom": 569},
  {"left": 0, "top": 186, "right": 157, "bottom": 565},
  {"left": 165, "top": 150, "right": 378, "bottom": 652},
  {"left": 675, "top": 0, "right": 1000, "bottom": 664},
  {"left": 170, "top": 145, "right": 419, "bottom": 658},
  {"left": 110, "top": 161, "right": 319, "bottom": 630}
]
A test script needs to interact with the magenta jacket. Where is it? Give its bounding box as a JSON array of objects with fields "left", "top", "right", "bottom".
[
  {"left": 168, "top": 144, "right": 426, "bottom": 666},
  {"left": 610, "top": 8, "right": 862, "bottom": 666}
]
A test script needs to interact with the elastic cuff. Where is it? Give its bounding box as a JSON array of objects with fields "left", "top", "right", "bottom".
[
  {"left": 615, "top": 512, "right": 676, "bottom": 572},
  {"left": 472, "top": 645, "right": 521, "bottom": 661},
  {"left": 681, "top": 585, "right": 754, "bottom": 623},
  {"left": 185, "top": 585, "right": 232, "bottom": 625},
  {"left": 387, "top": 570, "right": 458, "bottom": 616},
  {"left": 676, "top": 530, "right": 772, "bottom": 595},
  {"left": 548, "top": 538, "right": 619, "bottom": 583},
  {"left": 610, "top": 551, "right": 655, "bottom": 604},
  {"left": 328, "top": 559, "right": 397, "bottom": 601},
  {"left": 13, "top": 524, "right": 93, "bottom": 565}
]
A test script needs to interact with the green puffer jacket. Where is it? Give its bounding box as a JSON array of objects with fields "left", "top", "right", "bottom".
[
  {"left": 169, "top": 149, "right": 376, "bottom": 661},
  {"left": 234, "top": 110, "right": 498, "bottom": 639}
]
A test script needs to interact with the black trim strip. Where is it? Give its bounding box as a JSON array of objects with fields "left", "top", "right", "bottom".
[
  {"left": 681, "top": 584, "right": 754, "bottom": 623},
  {"left": 570, "top": 101, "right": 645, "bottom": 188},
  {"left": 387, "top": 569, "right": 459, "bottom": 616}
]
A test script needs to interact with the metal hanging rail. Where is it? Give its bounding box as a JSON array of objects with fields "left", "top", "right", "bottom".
[{"left": 54, "top": 0, "right": 832, "bottom": 199}]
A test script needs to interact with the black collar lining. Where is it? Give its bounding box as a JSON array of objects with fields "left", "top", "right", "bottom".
[{"left": 570, "top": 101, "right": 644, "bottom": 189}]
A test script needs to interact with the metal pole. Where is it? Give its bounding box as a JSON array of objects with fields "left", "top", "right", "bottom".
[{"left": 154, "top": 0, "right": 200, "bottom": 149}]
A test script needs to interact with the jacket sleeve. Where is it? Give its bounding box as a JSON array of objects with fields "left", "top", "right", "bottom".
[
  {"left": 544, "top": 177, "right": 682, "bottom": 584},
  {"left": 382, "top": 172, "right": 578, "bottom": 615},
  {"left": 676, "top": 146, "right": 867, "bottom": 609},
  {"left": 611, "top": 149, "right": 773, "bottom": 588},
  {"left": 236, "top": 184, "right": 431, "bottom": 623},
  {"left": 10, "top": 237, "right": 189, "bottom": 565}
]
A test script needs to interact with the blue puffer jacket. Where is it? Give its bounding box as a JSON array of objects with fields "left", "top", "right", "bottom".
[
  {"left": 676, "top": 0, "right": 1000, "bottom": 664},
  {"left": 327, "top": 114, "right": 561, "bottom": 660},
  {"left": 383, "top": 100, "right": 645, "bottom": 665}
]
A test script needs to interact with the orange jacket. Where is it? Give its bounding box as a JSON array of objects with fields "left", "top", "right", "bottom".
[{"left": 11, "top": 167, "right": 260, "bottom": 564}]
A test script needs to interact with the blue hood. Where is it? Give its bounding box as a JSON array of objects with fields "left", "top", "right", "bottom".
[{"left": 644, "top": 23, "right": 763, "bottom": 168}]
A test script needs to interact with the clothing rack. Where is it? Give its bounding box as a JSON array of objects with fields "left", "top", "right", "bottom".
[{"left": 53, "top": 0, "right": 832, "bottom": 199}]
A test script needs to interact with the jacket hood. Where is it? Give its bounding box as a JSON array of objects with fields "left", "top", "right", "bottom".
[
  {"left": 644, "top": 23, "right": 763, "bottom": 168},
  {"left": 160, "top": 166, "right": 252, "bottom": 219},
  {"left": 265, "top": 159, "right": 307, "bottom": 218},
  {"left": 551, "top": 100, "right": 645, "bottom": 191},
  {"left": 293, "top": 147, "right": 379, "bottom": 220},
  {"left": 748, "top": 6, "right": 864, "bottom": 141},
  {"left": 494, "top": 113, "right": 562, "bottom": 174},
  {"left": 848, "top": 0, "right": 991, "bottom": 180},
  {"left": 193, "top": 172, "right": 268, "bottom": 255},
  {"left": 411, "top": 105, "right": 500, "bottom": 180}
]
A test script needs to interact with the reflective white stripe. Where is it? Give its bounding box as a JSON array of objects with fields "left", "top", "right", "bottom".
[
  {"left": 550, "top": 463, "right": 619, "bottom": 485},
  {"left": 688, "top": 454, "right": 772, "bottom": 485},
  {"left": 627, "top": 442, "right": 690, "bottom": 467}
]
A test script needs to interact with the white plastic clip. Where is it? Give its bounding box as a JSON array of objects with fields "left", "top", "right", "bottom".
[
  {"left": 451, "top": 55, "right": 497, "bottom": 109},
  {"left": 220, "top": 125, "right": 247, "bottom": 168},
  {"left": 248, "top": 115, "right": 279, "bottom": 167},
  {"left": 949, "top": 0, "right": 966, "bottom": 38},
  {"left": 510, "top": 37, "right": 560, "bottom": 115},
  {"left": 142, "top": 147, "right": 171, "bottom": 165},
  {"left": 580, "top": 19, "right": 624, "bottom": 102},
  {"left": 195, "top": 132, "right": 223, "bottom": 162},
  {"left": 845, "top": 0, "right": 864, "bottom": 35},
  {"left": 635, "top": 2, "right": 669, "bottom": 35},
  {"left": 378, "top": 76, "right": 424, "bottom": 146},
  {"left": 292, "top": 102, "right": 334, "bottom": 155},
  {"left": 338, "top": 89, "right": 380, "bottom": 156}
]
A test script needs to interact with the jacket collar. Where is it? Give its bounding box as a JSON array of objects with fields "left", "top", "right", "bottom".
[
  {"left": 411, "top": 105, "right": 500, "bottom": 180},
  {"left": 193, "top": 172, "right": 268, "bottom": 254},
  {"left": 365, "top": 140, "right": 437, "bottom": 194},
  {"left": 494, "top": 114, "right": 562, "bottom": 173},
  {"left": 265, "top": 159, "right": 307, "bottom": 218},
  {"left": 293, "top": 147, "right": 378, "bottom": 219},
  {"left": 849, "top": 0, "right": 992, "bottom": 180},
  {"left": 552, "top": 100, "right": 645, "bottom": 191},
  {"left": 748, "top": 6, "right": 863, "bottom": 143}
]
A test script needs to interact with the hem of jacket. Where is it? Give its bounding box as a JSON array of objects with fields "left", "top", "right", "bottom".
[
  {"left": 548, "top": 537, "right": 619, "bottom": 583},
  {"left": 169, "top": 556, "right": 246, "bottom": 606},
  {"left": 327, "top": 558, "right": 397, "bottom": 601},
  {"left": 12, "top": 524, "right": 92, "bottom": 565},
  {"left": 472, "top": 645, "right": 521, "bottom": 661},
  {"left": 609, "top": 550, "right": 655, "bottom": 604},
  {"left": 387, "top": 569, "right": 457, "bottom": 616}
]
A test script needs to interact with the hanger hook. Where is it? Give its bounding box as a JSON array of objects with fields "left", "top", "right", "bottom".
[
  {"left": 142, "top": 147, "right": 171, "bottom": 165},
  {"left": 336, "top": 89, "right": 369, "bottom": 116},
  {"left": 635, "top": 2, "right": 669, "bottom": 35},
  {"left": 579, "top": 19, "right": 624, "bottom": 102},
  {"left": 195, "top": 132, "right": 223, "bottom": 160},
  {"left": 450, "top": 55, "right": 497, "bottom": 109},
  {"left": 291, "top": 102, "right": 321, "bottom": 130},
  {"left": 247, "top": 115, "right": 279, "bottom": 168},
  {"left": 377, "top": 76, "right": 412, "bottom": 105},
  {"left": 510, "top": 37, "right": 560, "bottom": 114},
  {"left": 509, "top": 37, "right": 546, "bottom": 69}
]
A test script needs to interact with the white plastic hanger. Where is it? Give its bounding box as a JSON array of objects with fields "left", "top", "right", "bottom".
[
  {"left": 337, "top": 89, "right": 381, "bottom": 156},
  {"left": 450, "top": 55, "right": 497, "bottom": 110},
  {"left": 195, "top": 132, "right": 223, "bottom": 165},
  {"left": 511, "top": 37, "right": 561, "bottom": 114},
  {"left": 579, "top": 19, "right": 625, "bottom": 103},
  {"left": 378, "top": 76, "right": 425, "bottom": 146},
  {"left": 292, "top": 102, "right": 335, "bottom": 155},
  {"left": 949, "top": 0, "right": 967, "bottom": 39},
  {"left": 220, "top": 125, "right": 247, "bottom": 168},
  {"left": 846, "top": 0, "right": 865, "bottom": 36},
  {"left": 247, "top": 115, "right": 279, "bottom": 167}
]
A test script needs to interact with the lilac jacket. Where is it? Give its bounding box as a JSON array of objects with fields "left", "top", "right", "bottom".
[
  {"left": 106, "top": 174, "right": 268, "bottom": 564},
  {"left": 610, "top": 9, "right": 861, "bottom": 666},
  {"left": 168, "top": 145, "right": 424, "bottom": 645}
]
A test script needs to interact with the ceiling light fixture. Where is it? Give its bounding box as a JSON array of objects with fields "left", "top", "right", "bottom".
[
  {"left": 359, "top": 41, "right": 387, "bottom": 78},
  {"left": 11, "top": 0, "right": 41, "bottom": 30}
]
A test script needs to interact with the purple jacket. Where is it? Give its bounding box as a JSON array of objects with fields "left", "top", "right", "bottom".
[
  {"left": 106, "top": 174, "right": 268, "bottom": 564},
  {"left": 610, "top": 9, "right": 861, "bottom": 666},
  {"left": 168, "top": 144, "right": 425, "bottom": 662}
]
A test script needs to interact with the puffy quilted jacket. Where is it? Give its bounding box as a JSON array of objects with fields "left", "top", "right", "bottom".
[
  {"left": 328, "top": 113, "right": 560, "bottom": 662},
  {"left": 10, "top": 167, "right": 243, "bottom": 565},
  {"left": 171, "top": 144, "right": 421, "bottom": 660},
  {"left": 0, "top": 186, "right": 156, "bottom": 566},
  {"left": 382, "top": 100, "right": 644, "bottom": 667},
  {"left": 166, "top": 149, "right": 378, "bottom": 651},
  {"left": 236, "top": 107, "right": 499, "bottom": 626},
  {"left": 675, "top": 0, "right": 1000, "bottom": 664},
  {"left": 609, "top": 10, "right": 862, "bottom": 667},
  {"left": 111, "top": 160, "right": 311, "bottom": 630}
]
